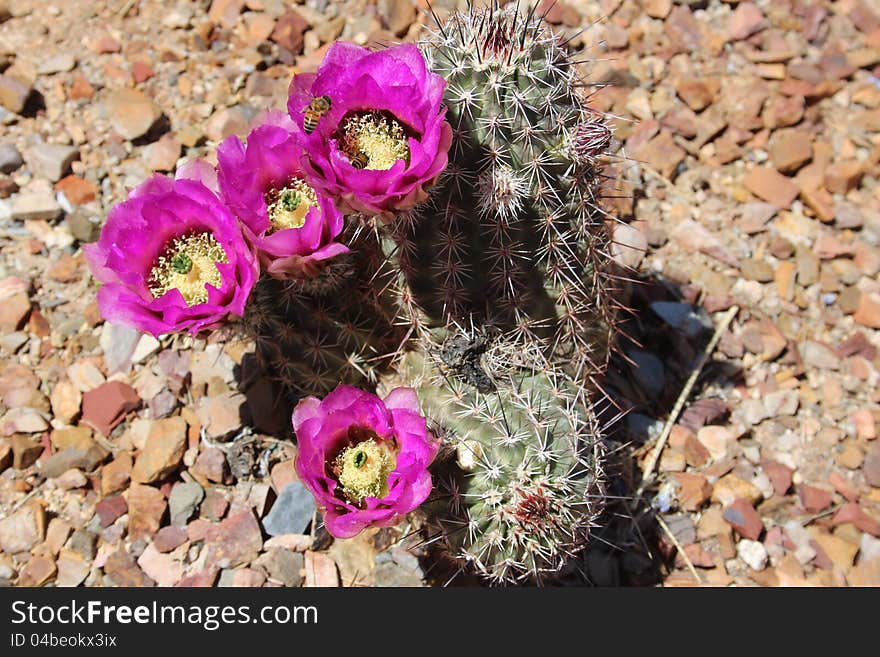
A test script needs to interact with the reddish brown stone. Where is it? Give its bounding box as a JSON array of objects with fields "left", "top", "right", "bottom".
[
  {"left": 68, "top": 75, "right": 95, "bottom": 101},
  {"left": 673, "top": 472, "right": 713, "bottom": 511},
  {"left": 271, "top": 11, "right": 308, "bottom": 54},
  {"left": 743, "top": 166, "right": 800, "bottom": 208},
  {"left": 95, "top": 494, "right": 127, "bottom": 528},
  {"left": 761, "top": 460, "right": 793, "bottom": 496},
  {"left": 54, "top": 175, "right": 98, "bottom": 206},
  {"left": 192, "top": 447, "right": 227, "bottom": 484},
  {"left": 81, "top": 381, "right": 140, "bottom": 436},
  {"left": 797, "top": 484, "right": 833, "bottom": 513},
  {"left": 825, "top": 161, "right": 863, "bottom": 194},
  {"left": 202, "top": 510, "right": 263, "bottom": 569},
  {"left": 831, "top": 502, "right": 880, "bottom": 537},
  {"left": 131, "top": 60, "right": 154, "bottom": 84},
  {"left": 722, "top": 498, "right": 764, "bottom": 540},
  {"left": 153, "top": 525, "right": 188, "bottom": 553}
]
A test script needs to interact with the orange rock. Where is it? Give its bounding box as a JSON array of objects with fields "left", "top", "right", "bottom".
[
  {"left": 743, "top": 166, "right": 800, "bottom": 208},
  {"left": 854, "top": 292, "right": 880, "bottom": 329},
  {"left": 825, "top": 161, "right": 863, "bottom": 194},
  {"left": 768, "top": 129, "right": 812, "bottom": 173}
]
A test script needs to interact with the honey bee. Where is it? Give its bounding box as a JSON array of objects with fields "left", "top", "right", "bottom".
[
  {"left": 302, "top": 95, "right": 331, "bottom": 134},
  {"left": 349, "top": 150, "right": 369, "bottom": 169}
]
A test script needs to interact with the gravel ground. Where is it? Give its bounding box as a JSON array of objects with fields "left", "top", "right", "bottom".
[{"left": 0, "top": 0, "right": 878, "bottom": 587}]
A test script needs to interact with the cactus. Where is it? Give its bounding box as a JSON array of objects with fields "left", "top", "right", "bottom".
[
  {"left": 243, "top": 221, "right": 404, "bottom": 400},
  {"left": 389, "top": 2, "right": 617, "bottom": 384},
  {"left": 392, "top": 335, "right": 606, "bottom": 585}
]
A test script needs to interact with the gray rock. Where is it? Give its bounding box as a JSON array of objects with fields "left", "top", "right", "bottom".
[
  {"left": 100, "top": 322, "right": 140, "bottom": 374},
  {"left": 374, "top": 548, "right": 424, "bottom": 587},
  {"left": 10, "top": 191, "right": 62, "bottom": 221},
  {"left": 37, "top": 54, "right": 76, "bottom": 75},
  {"left": 0, "top": 143, "right": 22, "bottom": 173},
  {"left": 24, "top": 143, "right": 78, "bottom": 181},
  {"left": 66, "top": 529, "right": 97, "bottom": 560},
  {"left": 40, "top": 445, "right": 108, "bottom": 479},
  {"left": 628, "top": 349, "right": 665, "bottom": 400},
  {"left": 261, "top": 481, "right": 315, "bottom": 536},
  {"left": 169, "top": 481, "right": 204, "bottom": 527},
  {"left": 67, "top": 209, "right": 101, "bottom": 243},
  {"left": 650, "top": 301, "right": 707, "bottom": 338}
]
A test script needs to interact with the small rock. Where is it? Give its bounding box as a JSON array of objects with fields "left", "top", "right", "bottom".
[
  {"left": 673, "top": 472, "right": 712, "bottom": 511},
  {"left": 131, "top": 416, "right": 187, "bottom": 484},
  {"left": 0, "top": 143, "right": 23, "bottom": 173},
  {"left": 852, "top": 409, "right": 877, "bottom": 440},
  {"left": 194, "top": 393, "right": 245, "bottom": 439},
  {"left": 650, "top": 301, "right": 706, "bottom": 338},
  {"left": 723, "top": 498, "right": 764, "bottom": 540},
  {"left": 208, "top": 0, "right": 244, "bottom": 28},
  {"left": 203, "top": 510, "right": 263, "bottom": 569},
  {"left": 634, "top": 131, "right": 685, "bottom": 179},
  {"left": 696, "top": 425, "right": 733, "bottom": 460},
  {"left": 81, "top": 381, "right": 140, "bottom": 436},
  {"left": 831, "top": 502, "right": 880, "bottom": 537},
  {"left": 104, "top": 89, "right": 163, "bottom": 141},
  {"left": 729, "top": 2, "right": 765, "bottom": 40},
  {"left": 824, "top": 161, "right": 863, "bottom": 194},
  {"left": 713, "top": 473, "right": 762, "bottom": 506},
  {"left": 169, "top": 481, "right": 204, "bottom": 526},
  {"left": 127, "top": 483, "right": 167, "bottom": 541},
  {"left": 374, "top": 548, "right": 425, "bottom": 587},
  {"left": 257, "top": 548, "right": 304, "bottom": 587},
  {"left": 50, "top": 379, "right": 82, "bottom": 425},
  {"left": 54, "top": 175, "right": 98, "bottom": 206},
  {"left": 137, "top": 544, "right": 183, "bottom": 587},
  {"left": 204, "top": 107, "right": 249, "bottom": 142},
  {"left": 193, "top": 447, "right": 227, "bottom": 483},
  {"left": 153, "top": 525, "right": 188, "bottom": 553},
  {"left": 0, "top": 292, "right": 31, "bottom": 332},
  {"left": 9, "top": 435, "right": 43, "bottom": 469},
  {"left": 799, "top": 341, "right": 839, "bottom": 370},
  {"left": 737, "top": 538, "right": 768, "bottom": 571},
  {"left": 675, "top": 78, "right": 713, "bottom": 111},
  {"left": 19, "top": 555, "right": 57, "bottom": 586},
  {"left": 380, "top": 0, "right": 416, "bottom": 36},
  {"left": 864, "top": 445, "right": 880, "bottom": 488},
  {"left": 262, "top": 481, "right": 316, "bottom": 537},
  {"left": 0, "top": 73, "right": 32, "bottom": 114},
  {"left": 2, "top": 407, "right": 48, "bottom": 434},
  {"left": 55, "top": 468, "right": 89, "bottom": 490},
  {"left": 55, "top": 550, "right": 90, "bottom": 587},
  {"left": 853, "top": 293, "right": 880, "bottom": 329},
  {"left": 101, "top": 451, "right": 132, "bottom": 496},
  {"left": 628, "top": 349, "right": 665, "bottom": 400},
  {"left": 24, "top": 143, "right": 78, "bottom": 182},
  {"left": 271, "top": 10, "right": 309, "bottom": 54},
  {"left": 104, "top": 547, "right": 154, "bottom": 587},
  {"left": 744, "top": 166, "right": 799, "bottom": 208},
  {"left": 9, "top": 192, "right": 61, "bottom": 221},
  {"left": 95, "top": 495, "right": 128, "bottom": 528},
  {"left": 797, "top": 484, "right": 833, "bottom": 513},
  {"left": 144, "top": 134, "right": 180, "bottom": 172},
  {"left": 304, "top": 550, "right": 339, "bottom": 587},
  {"left": 768, "top": 129, "right": 812, "bottom": 173},
  {"left": 0, "top": 501, "right": 46, "bottom": 554},
  {"left": 763, "top": 389, "right": 798, "bottom": 416},
  {"left": 761, "top": 460, "right": 793, "bottom": 496}
]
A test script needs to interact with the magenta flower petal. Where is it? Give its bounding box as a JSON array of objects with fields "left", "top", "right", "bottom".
[
  {"left": 85, "top": 171, "right": 259, "bottom": 337},
  {"left": 217, "top": 110, "right": 348, "bottom": 281},
  {"left": 287, "top": 42, "right": 451, "bottom": 220},
  {"left": 293, "top": 385, "right": 438, "bottom": 539}
]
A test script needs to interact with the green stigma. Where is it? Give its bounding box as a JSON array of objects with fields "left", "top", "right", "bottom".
[
  {"left": 281, "top": 190, "right": 301, "bottom": 212},
  {"left": 171, "top": 252, "right": 193, "bottom": 275},
  {"left": 334, "top": 437, "right": 397, "bottom": 504}
]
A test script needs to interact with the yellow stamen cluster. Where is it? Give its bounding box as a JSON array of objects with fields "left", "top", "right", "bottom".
[
  {"left": 266, "top": 178, "right": 319, "bottom": 232},
  {"left": 334, "top": 437, "right": 397, "bottom": 504},
  {"left": 148, "top": 232, "right": 228, "bottom": 307},
  {"left": 340, "top": 111, "right": 410, "bottom": 171}
]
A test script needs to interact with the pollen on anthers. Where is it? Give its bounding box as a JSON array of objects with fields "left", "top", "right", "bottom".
[
  {"left": 265, "top": 178, "right": 319, "bottom": 232},
  {"left": 332, "top": 432, "right": 397, "bottom": 505},
  {"left": 339, "top": 111, "right": 410, "bottom": 171},
  {"left": 148, "top": 232, "right": 228, "bottom": 307}
]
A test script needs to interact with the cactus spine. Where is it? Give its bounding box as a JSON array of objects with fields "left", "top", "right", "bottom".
[
  {"left": 396, "top": 340, "right": 605, "bottom": 585},
  {"left": 391, "top": 2, "right": 617, "bottom": 384},
  {"left": 245, "top": 221, "right": 403, "bottom": 400}
]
